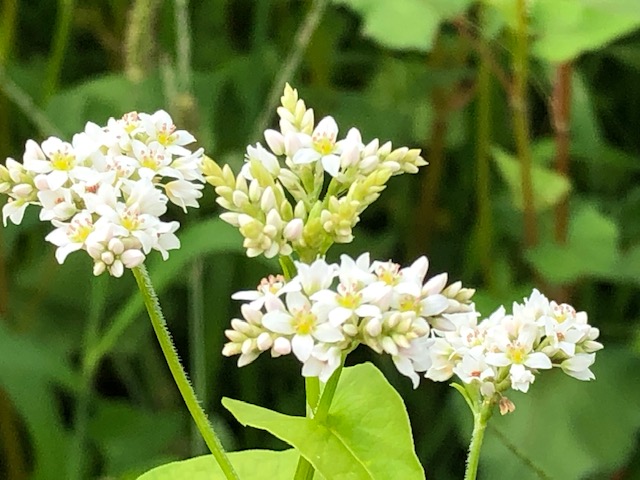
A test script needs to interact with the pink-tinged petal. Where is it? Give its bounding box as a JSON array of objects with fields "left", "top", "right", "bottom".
[
  {"left": 314, "top": 116, "right": 338, "bottom": 138},
  {"left": 292, "top": 148, "right": 320, "bottom": 165},
  {"left": 420, "top": 294, "right": 449, "bottom": 316},
  {"left": 328, "top": 307, "right": 353, "bottom": 326},
  {"left": 524, "top": 352, "right": 552, "bottom": 369},
  {"left": 292, "top": 334, "right": 314, "bottom": 362},
  {"left": 262, "top": 311, "right": 295, "bottom": 335},
  {"left": 314, "top": 323, "right": 344, "bottom": 343},
  {"left": 285, "top": 291, "right": 310, "bottom": 311},
  {"left": 485, "top": 352, "right": 510, "bottom": 367}
]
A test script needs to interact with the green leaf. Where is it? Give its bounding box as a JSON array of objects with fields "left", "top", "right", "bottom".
[
  {"left": 531, "top": 0, "right": 640, "bottom": 62},
  {"left": 136, "top": 449, "right": 300, "bottom": 480},
  {"left": 455, "top": 347, "right": 640, "bottom": 479},
  {"left": 492, "top": 147, "right": 572, "bottom": 211},
  {"left": 333, "top": 0, "right": 472, "bottom": 51},
  {"left": 223, "top": 363, "right": 425, "bottom": 480},
  {"left": 526, "top": 204, "right": 620, "bottom": 283}
]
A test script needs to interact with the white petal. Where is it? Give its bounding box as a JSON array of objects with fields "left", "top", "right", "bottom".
[{"left": 292, "top": 334, "right": 314, "bottom": 362}]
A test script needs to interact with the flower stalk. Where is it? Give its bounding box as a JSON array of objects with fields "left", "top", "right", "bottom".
[
  {"left": 464, "top": 399, "right": 493, "bottom": 480},
  {"left": 132, "top": 264, "right": 239, "bottom": 480}
]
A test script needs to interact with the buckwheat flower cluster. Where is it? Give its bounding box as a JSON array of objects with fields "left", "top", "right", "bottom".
[
  {"left": 222, "top": 253, "right": 474, "bottom": 384},
  {"left": 204, "top": 84, "right": 427, "bottom": 262},
  {"left": 423, "top": 289, "right": 602, "bottom": 411},
  {"left": 0, "top": 110, "right": 204, "bottom": 277}
]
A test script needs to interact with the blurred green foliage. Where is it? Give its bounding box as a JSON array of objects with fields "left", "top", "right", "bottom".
[{"left": 1, "top": 0, "right": 640, "bottom": 479}]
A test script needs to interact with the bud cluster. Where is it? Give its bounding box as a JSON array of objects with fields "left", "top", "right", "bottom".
[
  {"left": 423, "top": 289, "right": 603, "bottom": 411},
  {"left": 205, "top": 84, "right": 427, "bottom": 261},
  {"left": 0, "top": 110, "right": 204, "bottom": 276}
]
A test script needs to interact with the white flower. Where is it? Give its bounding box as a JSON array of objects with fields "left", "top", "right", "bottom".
[
  {"left": 241, "top": 144, "right": 281, "bottom": 180},
  {"left": 165, "top": 179, "right": 204, "bottom": 212},
  {"left": 561, "top": 353, "right": 596, "bottom": 381},
  {"left": 293, "top": 116, "right": 342, "bottom": 176},
  {"left": 232, "top": 274, "right": 293, "bottom": 310},
  {"left": 45, "top": 211, "right": 96, "bottom": 263},
  {"left": 292, "top": 257, "right": 338, "bottom": 296},
  {"left": 138, "top": 110, "right": 195, "bottom": 154},
  {"left": 262, "top": 291, "right": 343, "bottom": 362}
]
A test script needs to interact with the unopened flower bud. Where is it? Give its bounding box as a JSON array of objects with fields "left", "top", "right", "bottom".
[
  {"left": 272, "top": 337, "right": 291, "bottom": 356},
  {"left": 283, "top": 218, "right": 303, "bottom": 241},
  {"left": 264, "top": 129, "right": 285, "bottom": 155}
]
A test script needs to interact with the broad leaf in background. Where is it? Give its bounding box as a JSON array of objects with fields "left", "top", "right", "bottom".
[
  {"left": 223, "top": 363, "right": 424, "bottom": 480},
  {"left": 45, "top": 74, "right": 165, "bottom": 137},
  {"left": 0, "top": 322, "right": 79, "bottom": 480},
  {"left": 531, "top": 0, "right": 640, "bottom": 62},
  {"left": 453, "top": 347, "right": 640, "bottom": 479},
  {"left": 526, "top": 204, "right": 620, "bottom": 284},
  {"left": 333, "top": 0, "right": 472, "bottom": 51},
  {"left": 136, "top": 449, "right": 300, "bottom": 480},
  {"left": 485, "top": 0, "right": 640, "bottom": 62},
  {"left": 492, "top": 147, "right": 572, "bottom": 212}
]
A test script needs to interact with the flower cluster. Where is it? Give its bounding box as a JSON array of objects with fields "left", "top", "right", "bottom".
[
  {"left": 424, "top": 289, "right": 602, "bottom": 411},
  {"left": 0, "top": 110, "right": 204, "bottom": 276},
  {"left": 204, "top": 84, "right": 427, "bottom": 262},
  {"left": 222, "top": 253, "right": 474, "bottom": 384}
]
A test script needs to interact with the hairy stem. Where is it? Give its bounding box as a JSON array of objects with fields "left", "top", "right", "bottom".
[
  {"left": 132, "top": 264, "right": 239, "bottom": 480},
  {"left": 464, "top": 399, "right": 493, "bottom": 480}
]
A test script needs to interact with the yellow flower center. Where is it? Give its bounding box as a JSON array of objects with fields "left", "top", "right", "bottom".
[
  {"left": 506, "top": 344, "right": 526, "bottom": 364},
  {"left": 121, "top": 209, "right": 140, "bottom": 231},
  {"left": 293, "top": 308, "right": 316, "bottom": 335},
  {"left": 69, "top": 220, "right": 93, "bottom": 243},
  {"left": 50, "top": 151, "right": 75, "bottom": 171},
  {"left": 157, "top": 124, "right": 177, "bottom": 146},
  {"left": 398, "top": 295, "right": 420, "bottom": 314}
]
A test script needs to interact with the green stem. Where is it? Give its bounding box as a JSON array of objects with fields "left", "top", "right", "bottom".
[
  {"left": 279, "top": 255, "right": 297, "bottom": 281},
  {"left": 42, "top": 0, "right": 75, "bottom": 103},
  {"left": 474, "top": 6, "right": 494, "bottom": 288},
  {"left": 189, "top": 259, "right": 207, "bottom": 455},
  {"left": 132, "top": 264, "right": 239, "bottom": 480},
  {"left": 512, "top": 0, "right": 537, "bottom": 248},
  {"left": 293, "top": 363, "right": 344, "bottom": 480},
  {"left": 305, "top": 376, "right": 320, "bottom": 415},
  {"left": 464, "top": 400, "right": 493, "bottom": 480}
]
